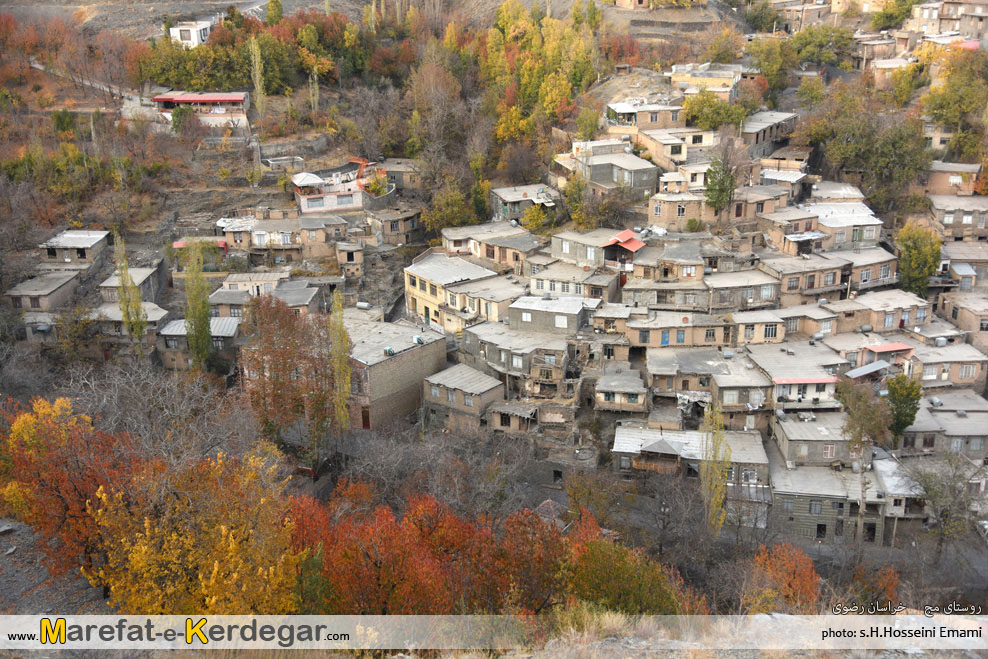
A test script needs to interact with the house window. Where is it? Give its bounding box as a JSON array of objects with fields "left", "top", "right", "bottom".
[
  {"left": 742, "top": 287, "right": 754, "bottom": 301},
  {"left": 675, "top": 328, "right": 685, "bottom": 344},
  {"left": 562, "top": 240, "right": 570, "bottom": 254},
  {"left": 281, "top": 232, "right": 292, "bottom": 245},
  {"left": 626, "top": 393, "right": 639, "bottom": 404},
  {"left": 449, "top": 293, "right": 457, "bottom": 306},
  {"left": 390, "top": 221, "right": 400, "bottom": 232},
  {"left": 336, "top": 194, "right": 354, "bottom": 206},
  {"left": 922, "top": 364, "right": 938, "bottom": 380},
  {"left": 586, "top": 247, "right": 595, "bottom": 260},
  {"left": 522, "top": 312, "right": 532, "bottom": 323},
  {"left": 654, "top": 204, "right": 662, "bottom": 217},
  {"left": 764, "top": 324, "right": 777, "bottom": 338},
  {"left": 603, "top": 391, "right": 615, "bottom": 402},
  {"left": 165, "top": 337, "right": 178, "bottom": 349},
  {"left": 744, "top": 324, "right": 755, "bottom": 339},
  {"left": 951, "top": 437, "right": 964, "bottom": 453},
  {"left": 981, "top": 319, "right": 988, "bottom": 332},
  {"left": 964, "top": 214, "right": 974, "bottom": 225},
  {"left": 408, "top": 275, "right": 417, "bottom": 288},
  {"left": 603, "top": 345, "right": 614, "bottom": 359},
  {"left": 785, "top": 317, "right": 799, "bottom": 333},
  {"left": 944, "top": 213, "right": 954, "bottom": 224},
  {"left": 723, "top": 390, "right": 738, "bottom": 404},
  {"left": 836, "top": 230, "right": 846, "bottom": 244},
  {"left": 917, "top": 308, "right": 927, "bottom": 322},
  {"left": 809, "top": 501, "right": 823, "bottom": 515},
  {"left": 29, "top": 297, "right": 40, "bottom": 309},
  {"left": 670, "top": 145, "right": 682, "bottom": 155},
  {"left": 823, "top": 444, "right": 836, "bottom": 459},
  {"left": 307, "top": 197, "right": 324, "bottom": 209},
  {"left": 11, "top": 297, "right": 21, "bottom": 309},
  {"left": 923, "top": 434, "right": 936, "bottom": 448},
  {"left": 972, "top": 437, "right": 983, "bottom": 451},
  {"left": 211, "top": 337, "right": 224, "bottom": 350},
  {"left": 692, "top": 134, "right": 703, "bottom": 144},
  {"left": 682, "top": 265, "right": 696, "bottom": 278},
  {"left": 230, "top": 307, "right": 242, "bottom": 318},
  {"left": 824, "top": 272, "right": 836, "bottom": 285},
  {"left": 860, "top": 269, "right": 871, "bottom": 283},
  {"left": 705, "top": 328, "right": 716, "bottom": 341},
  {"left": 671, "top": 111, "right": 678, "bottom": 121},
  {"left": 555, "top": 315, "right": 568, "bottom": 329},
  {"left": 536, "top": 279, "right": 544, "bottom": 290},
  {"left": 638, "top": 329, "right": 651, "bottom": 344},
  {"left": 864, "top": 226, "right": 877, "bottom": 239},
  {"left": 620, "top": 456, "right": 632, "bottom": 470},
  {"left": 179, "top": 29, "right": 191, "bottom": 40},
  {"left": 880, "top": 264, "right": 891, "bottom": 279},
  {"left": 960, "top": 364, "right": 976, "bottom": 379},
  {"left": 756, "top": 201, "right": 764, "bottom": 213},
  {"left": 750, "top": 390, "right": 763, "bottom": 406},
  {"left": 821, "top": 319, "right": 832, "bottom": 334},
  {"left": 46, "top": 247, "right": 56, "bottom": 259},
  {"left": 448, "top": 389, "right": 455, "bottom": 403},
  {"left": 511, "top": 355, "right": 523, "bottom": 369},
  {"left": 561, "top": 282, "right": 570, "bottom": 293},
  {"left": 787, "top": 277, "right": 800, "bottom": 290},
  {"left": 545, "top": 354, "right": 557, "bottom": 366},
  {"left": 431, "top": 385, "right": 439, "bottom": 397},
  {"left": 816, "top": 383, "right": 826, "bottom": 393},
  {"left": 463, "top": 394, "right": 474, "bottom": 408},
  {"left": 419, "top": 279, "right": 427, "bottom": 292},
  {"left": 500, "top": 413, "right": 511, "bottom": 427},
  {"left": 884, "top": 313, "right": 894, "bottom": 328},
  {"left": 429, "top": 284, "right": 437, "bottom": 296},
  {"left": 549, "top": 281, "right": 557, "bottom": 292},
  {"left": 677, "top": 204, "right": 686, "bottom": 217},
  {"left": 781, "top": 499, "right": 794, "bottom": 512},
  {"left": 742, "top": 468, "right": 758, "bottom": 483}
]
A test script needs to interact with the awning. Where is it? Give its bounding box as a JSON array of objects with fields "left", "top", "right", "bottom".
[
  {"left": 867, "top": 343, "right": 913, "bottom": 353},
  {"left": 845, "top": 359, "right": 891, "bottom": 379}
]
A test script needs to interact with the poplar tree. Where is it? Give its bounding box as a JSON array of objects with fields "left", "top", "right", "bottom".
[
  {"left": 700, "top": 402, "right": 730, "bottom": 539},
  {"left": 329, "top": 289, "right": 351, "bottom": 447},
  {"left": 183, "top": 242, "right": 211, "bottom": 371},
  {"left": 113, "top": 233, "right": 147, "bottom": 351},
  {"left": 249, "top": 37, "right": 267, "bottom": 118}
]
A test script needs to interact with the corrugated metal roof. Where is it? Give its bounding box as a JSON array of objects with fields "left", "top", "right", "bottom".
[{"left": 425, "top": 364, "right": 503, "bottom": 395}]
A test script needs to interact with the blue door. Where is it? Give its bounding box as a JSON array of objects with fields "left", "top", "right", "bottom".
[{"left": 661, "top": 330, "right": 670, "bottom": 346}]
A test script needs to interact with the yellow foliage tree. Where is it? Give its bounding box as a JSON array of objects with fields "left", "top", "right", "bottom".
[{"left": 86, "top": 445, "right": 299, "bottom": 614}]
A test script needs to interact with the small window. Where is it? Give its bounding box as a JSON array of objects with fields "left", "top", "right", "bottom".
[
  {"left": 447, "top": 389, "right": 455, "bottom": 403},
  {"left": 809, "top": 501, "right": 823, "bottom": 515},
  {"left": 705, "top": 328, "right": 716, "bottom": 341},
  {"left": 511, "top": 355, "right": 523, "bottom": 369},
  {"left": 639, "top": 330, "right": 650, "bottom": 344},
  {"left": 429, "top": 284, "right": 438, "bottom": 296},
  {"left": 521, "top": 312, "right": 532, "bottom": 323},
  {"left": 626, "top": 393, "right": 639, "bottom": 404},
  {"left": 555, "top": 315, "right": 568, "bottom": 329},
  {"left": 677, "top": 204, "right": 686, "bottom": 218},
  {"left": 165, "top": 336, "right": 178, "bottom": 349},
  {"left": 46, "top": 247, "right": 56, "bottom": 259},
  {"left": 787, "top": 277, "right": 800, "bottom": 291},
  {"left": 620, "top": 456, "right": 632, "bottom": 470},
  {"left": 211, "top": 337, "right": 224, "bottom": 350},
  {"left": 764, "top": 324, "right": 777, "bottom": 339},
  {"left": 744, "top": 324, "right": 755, "bottom": 339},
  {"left": 29, "top": 297, "right": 40, "bottom": 309},
  {"left": 408, "top": 275, "right": 417, "bottom": 288},
  {"left": 823, "top": 444, "right": 835, "bottom": 459},
  {"left": 603, "top": 391, "right": 615, "bottom": 402},
  {"left": 431, "top": 385, "right": 439, "bottom": 397}
]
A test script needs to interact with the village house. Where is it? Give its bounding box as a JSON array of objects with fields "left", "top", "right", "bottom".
[
  {"left": 648, "top": 191, "right": 717, "bottom": 230},
  {"left": 917, "top": 161, "right": 981, "bottom": 196},
  {"left": 741, "top": 111, "right": 799, "bottom": 159},
  {"left": 747, "top": 340, "right": 848, "bottom": 411},
  {"left": 367, "top": 206, "right": 424, "bottom": 246},
  {"left": 637, "top": 129, "right": 712, "bottom": 171},
  {"left": 704, "top": 270, "right": 780, "bottom": 312},
  {"left": 938, "top": 291, "right": 988, "bottom": 352},
  {"left": 759, "top": 167, "right": 808, "bottom": 201},
  {"left": 593, "top": 361, "right": 648, "bottom": 413},
  {"left": 168, "top": 17, "right": 216, "bottom": 48},
  {"left": 757, "top": 207, "right": 825, "bottom": 256},
  {"left": 157, "top": 317, "right": 240, "bottom": 371},
  {"left": 625, "top": 311, "right": 731, "bottom": 354},
  {"left": 666, "top": 62, "right": 743, "bottom": 102},
  {"left": 775, "top": 304, "right": 839, "bottom": 339},
  {"left": 768, "top": 442, "right": 885, "bottom": 544},
  {"left": 379, "top": 158, "right": 425, "bottom": 194},
  {"left": 900, "top": 337, "right": 988, "bottom": 391},
  {"left": 728, "top": 185, "right": 791, "bottom": 225},
  {"left": 942, "top": 241, "right": 988, "bottom": 282},
  {"left": 773, "top": 410, "right": 866, "bottom": 468},
  {"left": 335, "top": 242, "right": 364, "bottom": 279},
  {"left": 99, "top": 267, "right": 162, "bottom": 304},
  {"left": 900, "top": 390, "right": 988, "bottom": 459},
  {"left": 805, "top": 202, "right": 884, "bottom": 250},
  {"left": 613, "top": 426, "right": 769, "bottom": 488},
  {"left": 592, "top": 303, "right": 648, "bottom": 335},
  {"left": 730, "top": 310, "right": 788, "bottom": 347},
  {"left": 486, "top": 400, "right": 540, "bottom": 435},
  {"left": 39, "top": 230, "right": 110, "bottom": 273},
  {"left": 6, "top": 271, "right": 78, "bottom": 312},
  {"left": 441, "top": 222, "right": 544, "bottom": 272},
  {"left": 827, "top": 247, "right": 899, "bottom": 293},
  {"left": 921, "top": 116, "right": 957, "bottom": 151},
  {"left": 823, "top": 289, "right": 930, "bottom": 335},
  {"left": 443, "top": 275, "right": 528, "bottom": 330},
  {"left": 489, "top": 184, "right": 561, "bottom": 223},
  {"left": 152, "top": 91, "right": 250, "bottom": 135},
  {"left": 507, "top": 296, "right": 600, "bottom": 335},
  {"left": 553, "top": 138, "right": 658, "bottom": 198},
  {"left": 423, "top": 364, "right": 505, "bottom": 434},
  {"left": 531, "top": 261, "right": 621, "bottom": 302},
  {"left": 91, "top": 302, "right": 170, "bottom": 350},
  {"left": 218, "top": 271, "right": 290, "bottom": 297},
  {"left": 820, "top": 331, "right": 915, "bottom": 372},
  {"left": 779, "top": 2, "right": 831, "bottom": 31},
  {"left": 291, "top": 160, "right": 394, "bottom": 214},
  {"left": 712, "top": 353, "right": 774, "bottom": 432},
  {"left": 928, "top": 195, "right": 988, "bottom": 241},
  {"left": 851, "top": 35, "right": 897, "bottom": 71},
  {"left": 460, "top": 321, "right": 572, "bottom": 398},
  {"left": 757, "top": 253, "right": 847, "bottom": 306},
  {"left": 606, "top": 99, "right": 685, "bottom": 134},
  {"left": 551, "top": 228, "right": 646, "bottom": 271},
  {"left": 344, "top": 318, "right": 447, "bottom": 430},
  {"left": 404, "top": 251, "right": 498, "bottom": 334}
]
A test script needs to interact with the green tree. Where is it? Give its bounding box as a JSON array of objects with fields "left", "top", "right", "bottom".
[
  {"left": 328, "top": 289, "right": 351, "bottom": 453},
  {"left": 705, "top": 27, "right": 744, "bottom": 64},
  {"left": 265, "top": 0, "right": 283, "bottom": 26},
  {"left": 871, "top": 0, "right": 918, "bottom": 30},
  {"left": 113, "top": 233, "right": 147, "bottom": 350},
  {"left": 421, "top": 182, "right": 477, "bottom": 233},
  {"left": 862, "top": 119, "right": 932, "bottom": 214},
  {"left": 183, "top": 242, "right": 212, "bottom": 371},
  {"left": 249, "top": 37, "right": 267, "bottom": 118},
  {"left": 577, "top": 106, "right": 600, "bottom": 141},
  {"left": 704, "top": 155, "right": 737, "bottom": 220},
  {"left": 895, "top": 221, "right": 942, "bottom": 298},
  {"left": 745, "top": 0, "right": 779, "bottom": 32},
  {"left": 903, "top": 454, "right": 982, "bottom": 564},
  {"left": 682, "top": 89, "right": 747, "bottom": 131},
  {"left": 886, "top": 374, "right": 922, "bottom": 448},
  {"left": 791, "top": 26, "right": 853, "bottom": 66},
  {"left": 170, "top": 105, "right": 196, "bottom": 134},
  {"left": 796, "top": 76, "right": 826, "bottom": 109},
  {"left": 699, "top": 402, "right": 730, "bottom": 539},
  {"left": 746, "top": 38, "right": 797, "bottom": 104}
]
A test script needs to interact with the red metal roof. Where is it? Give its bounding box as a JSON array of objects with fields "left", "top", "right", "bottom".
[
  {"left": 866, "top": 343, "right": 913, "bottom": 353},
  {"left": 604, "top": 229, "right": 646, "bottom": 252},
  {"left": 620, "top": 237, "right": 646, "bottom": 252},
  {"left": 153, "top": 92, "right": 247, "bottom": 103},
  {"left": 773, "top": 377, "right": 838, "bottom": 385}
]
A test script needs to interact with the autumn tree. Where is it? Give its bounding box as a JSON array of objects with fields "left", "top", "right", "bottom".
[
  {"left": 796, "top": 76, "right": 826, "bottom": 109},
  {"left": 705, "top": 131, "right": 751, "bottom": 226},
  {"left": 705, "top": 27, "right": 744, "bottom": 64},
  {"left": 182, "top": 242, "right": 211, "bottom": 371},
  {"left": 745, "top": 0, "right": 779, "bottom": 32},
  {"left": 896, "top": 221, "right": 942, "bottom": 298},
  {"left": 903, "top": 454, "right": 983, "bottom": 564},
  {"left": 791, "top": 26, "right": 853, "bottom": 67},
  {"left": 1, "top": 398, "right": 137, "bottom": 577},
  {"left": 851, "top": 563, "right": 900, "bottom": 605},
  {"left": 113, "top": 233, "right": 147, "bottom": 349},
  {"left": 266, "top": 0, "right": 283, "bottom": 26},
  {"left": 887, "top": 373, "right": 922, "bottom": 447},
  {"left": 421, "top": 180, "right": 477, "bottom": 232},
  {"left": 87, "top": 445, "right": 299, "bottom": 614},
  {"left": 700, "top": 401, "right": 731, "bottom": 539},
  {"left": 746, "top": 38, "right": 796, "bottom": 104},
  {"left": 328, "top": 289, "right": 351, "bottom": 451},
  {"left": 748, "top": 542, "right": 820, "bottom": 613},
  {"left": 249, "top": 37, "right": 267, "bottom": 117},
  {"left": 576, "top": 106, "right": 600, "bottom": 141},
  {"left": 682, "top": 89, "right": 747, "bottom": 131}
]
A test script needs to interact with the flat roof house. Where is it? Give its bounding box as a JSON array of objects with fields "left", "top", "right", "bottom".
[
  {"left": 99, "top": 267, "right": 161, "bottom": 304},
  {"left": 157, "top": 317, "right": 241, "bottom": 371},
  {"left": 489, "top": 184, "right": 560, "bottom": 223},
  {"left": 39, "top": 230, "right": 110, "bottom": 273},
  {"left": 423, "top": 364, "right": 505, "bottom": 434},
  {"left": 747, "top": 340, "right": 848, "bottom": 412},
  {"left": 344, "top": 318, "right": 447, "bottom": 430},
  {"left": 6, "top": 271, "right": 79, "bottom": 312},
  {"left": 594, "top": 361, "right": 648, "bottom": 413},
  {"left": 404, "top": 251, "right": 498, "bottom": 334}
]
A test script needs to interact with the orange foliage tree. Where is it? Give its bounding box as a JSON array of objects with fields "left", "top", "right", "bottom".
[{"left": 749, "top": 542, "right": 821, "bottom": 613}]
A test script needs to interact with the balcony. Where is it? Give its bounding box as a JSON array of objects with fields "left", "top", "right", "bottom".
[
  {"left": 851, "top": 274, "right": 898, "bottom": 291},
  {"left": 632, "top": 457, "right": 680, "bottom": 474},
  {"left": 605, "top": 260, "right": 634, "bottom": 272},
  {"left": 777, "top": 397, "right": 843, "bottom": 411}
]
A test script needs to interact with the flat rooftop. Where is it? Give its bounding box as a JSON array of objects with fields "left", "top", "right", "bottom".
[
  {"left": 406, "top": 252, "right": 497, "bottom": 287},
  {"left": 40, "top": 230, "right": 109, "bottom": 249},
  {"left": 425, "top": 363, "right": 503, "bottom": 395},
  {"left": 6, "top": 271, "right": 78, "bottom": 296}
]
